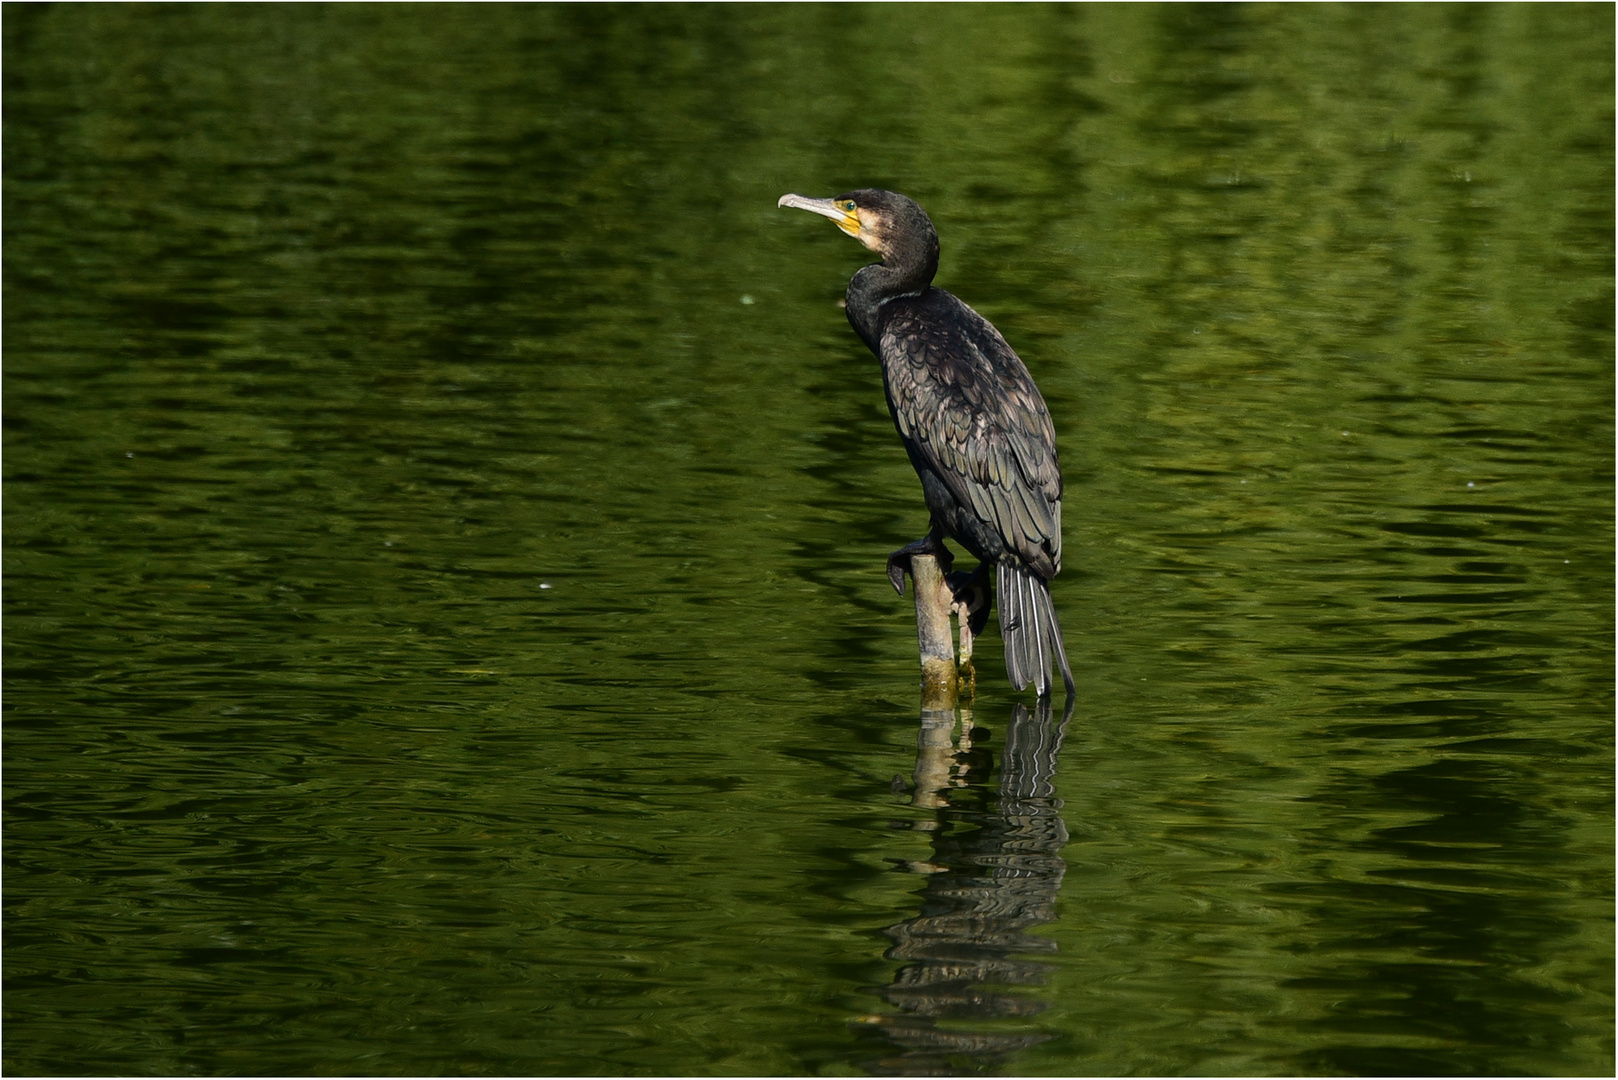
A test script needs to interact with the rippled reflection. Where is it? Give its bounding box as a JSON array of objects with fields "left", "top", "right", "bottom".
[{"left": 859, "top": 700, "right": 1072, "bottom": 1074}]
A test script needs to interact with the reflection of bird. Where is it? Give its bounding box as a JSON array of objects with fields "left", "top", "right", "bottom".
[
  {"left": 861, "top": 700, "right": 1071, "bottom": 1073},
  {"left": 779, "top": 189, "right": 1074, "bottom": 697}
]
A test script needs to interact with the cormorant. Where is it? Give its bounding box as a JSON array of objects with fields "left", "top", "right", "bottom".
[{"left": 779, "top": 189, "right": 1075, "bottom": 699}]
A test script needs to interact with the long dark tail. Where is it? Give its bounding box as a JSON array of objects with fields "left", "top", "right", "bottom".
[{"left": 997, "top": 560, "right": 1075, "bottom": 699}]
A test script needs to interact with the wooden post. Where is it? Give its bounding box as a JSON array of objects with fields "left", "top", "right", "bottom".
[{"left": 911, "top": 554, "right": 958, "bottom": 708}]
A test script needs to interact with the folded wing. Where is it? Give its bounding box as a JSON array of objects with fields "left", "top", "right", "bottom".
[{"left": 881, "top": 295, "right": 1063, "bottom": 579}]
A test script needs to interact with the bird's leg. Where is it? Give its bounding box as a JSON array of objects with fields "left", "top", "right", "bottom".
[
  {"left": 945, "top": 560, "right": 993, "bottom": 695},
  {"left": 886, "top": 527, "right": 952, "bottom": 595},
  {"left": 945, "top": 560, "right": 993, "bottom": 636}
]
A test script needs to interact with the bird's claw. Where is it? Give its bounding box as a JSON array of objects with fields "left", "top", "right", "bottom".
[
  {"left": 887, "top": 537, "right": 952, "bottom": 595},
  {"left": 887, "top": 556, "right": 908, "bottom": 595}
]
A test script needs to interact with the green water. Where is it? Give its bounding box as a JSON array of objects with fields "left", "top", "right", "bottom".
[{"left": 4, "top": 4, "right": 1611, "bottom": 1075}]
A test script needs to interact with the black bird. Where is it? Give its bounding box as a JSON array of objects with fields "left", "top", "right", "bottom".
[{"left": 779, "top": 189, "right": 1074, "bottom": 698}]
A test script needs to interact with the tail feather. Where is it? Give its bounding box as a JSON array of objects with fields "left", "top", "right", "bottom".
[
  {"left": 1004, "top": 565, "right": 1029, "bottom": 690},
  {"left": 1030, "top": 573, "right": 1049, "bottom": 694},
  {"left": 996, "top": 561, "right": 1074, "bottom": 699},
  {"left": 1045, "top": 583, "right": 1075, "bottom": 698}
]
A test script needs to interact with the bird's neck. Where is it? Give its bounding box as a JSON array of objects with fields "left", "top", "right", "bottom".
[{"left": 846, "top": 257, "right": 935, "bottom": 347}]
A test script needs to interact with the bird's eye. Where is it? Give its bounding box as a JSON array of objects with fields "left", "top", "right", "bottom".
[{"left": 843, "top": 201, "right": 856, "bottom": 212}]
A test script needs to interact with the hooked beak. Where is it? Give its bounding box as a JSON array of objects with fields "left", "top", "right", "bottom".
[{"left": 778, "top": 193, "right": 861, "bottom": 239}]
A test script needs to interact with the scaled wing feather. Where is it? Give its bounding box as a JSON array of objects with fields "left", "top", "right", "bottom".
[{"left": 880, "top": 296, "right": 1063, "bottom": 576}]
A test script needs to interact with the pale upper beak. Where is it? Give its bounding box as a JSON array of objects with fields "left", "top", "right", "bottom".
[{"left": 778, "top": 194, "right": 861, "bottom": 238}]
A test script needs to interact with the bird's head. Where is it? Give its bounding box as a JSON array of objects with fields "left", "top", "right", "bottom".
[{"left": 777, "top": 189, "right": 938, "bottom": 269}]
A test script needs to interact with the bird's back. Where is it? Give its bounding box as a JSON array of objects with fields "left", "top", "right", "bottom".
[{"left": 873, "top": 288, "right": 1063, "bottom": 579}]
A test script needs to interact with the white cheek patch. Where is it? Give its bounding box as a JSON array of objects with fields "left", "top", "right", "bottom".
[{"left": 854, "top": 210, "right": 888, "bottom": 253}]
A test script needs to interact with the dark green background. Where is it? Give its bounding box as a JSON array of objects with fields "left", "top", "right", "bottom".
[{"left": 5, "top": 3, "right": 1612, "bottom": 1074}]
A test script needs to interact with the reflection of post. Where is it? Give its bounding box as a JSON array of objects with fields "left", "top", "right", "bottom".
[
  {"left": 911, "top": 708, "right": 956, "bottom": 811},
  {"left": 911, "top": 705, "right": 977, "bottom": 813},
  {"left": 910, "top": 555, "right": 957, "bottom": 707}
]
